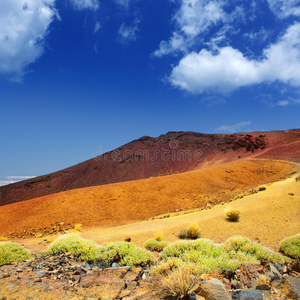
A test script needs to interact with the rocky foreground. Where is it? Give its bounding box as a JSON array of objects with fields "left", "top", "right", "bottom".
[{"left": 0, "top": 254, "right": 299, "bottom": 300}]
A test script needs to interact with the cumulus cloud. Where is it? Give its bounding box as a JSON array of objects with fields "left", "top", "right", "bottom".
[
  {"left": 0, "top": 0, "right": 58, "bottom": 80},
  {"left": 117, "top": 18, "right": 140, "bottom": 43},
  {"left": 267, "top": 0, "right": 300, "bottom": 18},
  {"left": 154, "top": 0, "right": 228, "bottom": 56},
  {"left": 69, "top": 0, "right": 99, "bottom": 11},
  {"left": 170, "top": 23, "right": 300, "bottom": 94},
  {"left": 216, "top": 121, "right": 251, "bottom": 133}
]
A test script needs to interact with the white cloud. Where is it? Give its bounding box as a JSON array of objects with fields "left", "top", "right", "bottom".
[
  {"left": 0, "top": 176, "right": 35, "bottom": 187},
  {"left": 118, "top": 18, "right": 140, "bottom": 43},
  {"left": 0, "top": 0, "right": 58, "bottom": 80},
  {"left": 94, "top": 22, "right": 101, "bottom": 33},
  {"left": 244, "top": 27, "right": 271, "bottom": 43},
  {"left": 154, "top": 0, "right": 228, "bottom": 56},
  {"left": 174, "top": 0, "right": 227, "bottom": 37},
  {"left": 170, "top": 23, "right": 300, "bottom": 94},
  {"left": 69, "top": 0, "right": 99, "bottom": 10},
  {"left": 267, "top": 0, "right": 300, "bottom": 18},
  {"left": 277, "top": 100, "right": 290, "bottom": 106},
  {"left": 216, "top": 121, "right": 251, "bottom": 133},
  {"left": 154, "top": 33, "right": 187, "bottom": 57},
  {"left": 114, "top": 0, "right": 132, "bottom": 9}
]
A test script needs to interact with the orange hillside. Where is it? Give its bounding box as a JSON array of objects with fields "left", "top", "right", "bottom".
[{"left": 0, "top": 159, "right": 295, "bottom": 238}]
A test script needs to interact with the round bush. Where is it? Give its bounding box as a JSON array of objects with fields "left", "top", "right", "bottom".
[
  {"left": 0, "top": 242, "right": 31, "bottom": 266},
  {"left": 279, "top": 234, "right": 300, "bottom": 259},
  {"left": 144, "top": 239, "right": 168, "bottom": 252}
]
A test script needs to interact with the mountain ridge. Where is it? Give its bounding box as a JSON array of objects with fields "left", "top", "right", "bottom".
[{"left": 0, "top": 128, "right": 299, "bottom": 206}]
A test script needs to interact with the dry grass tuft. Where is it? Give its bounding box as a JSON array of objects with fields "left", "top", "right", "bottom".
[
  {"left": 164, "top": 267, "right": 199, "bottom": 299},
  {"left": 154, "top": 231, "right": 164, "bottom": 242},
  {"left": 0, "top": 237, "right": 8, "bottom": 241},
  {"left": 179, "top": 223, "right": 201, "bottom": 240},
  {"left": 74, "top": 224, "right": 82, "bottom": 231},
  {"left": 257, "top": 275, "right": 271, "bottom": 286},
  {"left": 225, "top": 207, "right": 240, "bottom": 222}
]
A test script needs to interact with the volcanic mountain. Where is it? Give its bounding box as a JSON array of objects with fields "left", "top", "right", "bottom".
[{"left": 1, "top": 129, "right": 299, "bottom": 206}]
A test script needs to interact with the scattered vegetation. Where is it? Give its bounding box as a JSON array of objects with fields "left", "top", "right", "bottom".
[
  {"left": 152, "top": 236, "right": 286, "bottom": 275},
  {"left": 178, "top": 223, "right": 202, "bottom": 240},
  {"left": 98, "top": 242, "right": 155, "bottom": 267},
  {"left": 279, "top": 234, "right": 300, "bottom": 259},
  {"left": 225, "top": 207, "right": 240, "bottom": 222},
  {"left": 258, "top": 185, "right": 267, "bottom": 191},
  {"left": 288, "top": 192, "right": 294, "bottom": 196},
  {"left": 144, "top": 239, "right": 169, "bottom": 252},
  {"left": 164, "top": 267, "right": 199, "bottom": 299},
  {"left": 74, "top": 224, "right": 82, "bottom": 231},
  {"left": 46, "top": 184, "right": 51, "bottom": 188},
  {"left": 233, "top": 195, "right": 243, "bottom": 201},
  {"left": 160, "top": 239, "right": 244, "bottom": 273},
  {"left": 0, "top": 242, "right": 31, "bottom": 266},
  {"left": 223, "top": 236, "right": 286, "bottom": 264},
  {"left": 48, "top": 234, "right": 103, "bottom": 261}
]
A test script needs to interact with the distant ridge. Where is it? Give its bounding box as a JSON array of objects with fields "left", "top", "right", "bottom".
[{"left": 0, "top": 129, "right": 299, "bottom": 206}]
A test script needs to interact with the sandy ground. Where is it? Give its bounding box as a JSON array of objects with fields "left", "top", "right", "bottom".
[{"left": 13, "top": 160, "right": 299, "bottom": 252}]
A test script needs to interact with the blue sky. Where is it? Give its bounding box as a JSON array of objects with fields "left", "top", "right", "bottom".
[{"left": 0, "top": 0, "right": 300, "bottom": 178}]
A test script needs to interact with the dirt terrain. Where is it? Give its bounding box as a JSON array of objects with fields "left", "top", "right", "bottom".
[
  {"left": 81, "top": 162, "right": 300, "bottom": 251},
  {"left": 0, "top": 159, "right": 295, "bottom": 242},
  {"left": 1, "top": 129, "right": 299, "bottom": 206}
]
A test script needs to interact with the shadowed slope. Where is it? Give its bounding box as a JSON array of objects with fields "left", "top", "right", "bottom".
[
  {"left": 0, "top": 159, "right": 295, "bottom": 238},
  {"left": 0, "top": 129, "right": 299, "bottom": 206}
]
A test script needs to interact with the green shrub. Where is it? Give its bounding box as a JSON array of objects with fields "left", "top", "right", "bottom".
[
  {"left": 48, "top": 235, "right": 155, "bottom": 267},
  {"left": 279, "top": 234, "right": 300, "bottom": 259},
  {"left": 157, "top": 237, "right": 286, "bottom": 274},
  {"left": 178, "top": 223, "right": 202, "bottom": 240},
  {"left": 144, "top": 239, "right": 168, "bottom": 252},
  {"left": 159, "top": 239, "right": 243, "bottom": 273},
  {"left": 48, "top": 234, "right": 102, "bottom": 261},
  {"left": 223, "top": 236, "right": 285, "bottom": 263},
  {"left": 98, "top": 242, "right": 155, "bottom": 267},
  {"left": 0, "top": 242, "right": 31, "bottom": 266},
  {"left": 161, "top": 239, "right": 223, "bottom": 260},
  {"left": 258, "top": 185, "right": 267, "bottom": 191}
]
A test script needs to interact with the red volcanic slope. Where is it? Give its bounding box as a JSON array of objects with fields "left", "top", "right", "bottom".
[{"left": 0, "top": 129, "right": 299, "bottom": 206}]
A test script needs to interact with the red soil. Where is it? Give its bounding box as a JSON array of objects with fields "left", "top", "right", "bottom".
[
  {"left": 0, "top": 159, "right": 295, "bottom": 238},
  {"left": 1, "top": 129, "right": 299, "bottom": 206}
]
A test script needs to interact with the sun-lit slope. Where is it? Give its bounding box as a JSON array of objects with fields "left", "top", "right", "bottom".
[
  {"left": 0, "top": 159, "right": 295, "bottom": 237},
  {"left": 1, "top": 129, "right": 299, "bottom": 206}
]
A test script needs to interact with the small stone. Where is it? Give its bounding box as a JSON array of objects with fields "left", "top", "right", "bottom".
[
  {"left": 200, "top": 279, "right": 231, "bottom": 300},
  {"left": 16, "top": 268, "right": 23, "bottom": 273},
  {"left": 112, "top": 262, "right": 120, "bottom": 268},
  {"left": 232, "top": 289, "right": 270, "bottom": 300},
  {"left": 256, "top": 284, "right": 270, "bottom": 290}
]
